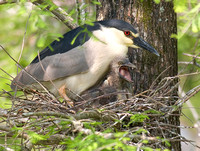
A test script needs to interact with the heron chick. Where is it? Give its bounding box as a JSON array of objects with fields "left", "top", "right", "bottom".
[{"left": 76, "top": 56, "right": 137, "bottom": 108}]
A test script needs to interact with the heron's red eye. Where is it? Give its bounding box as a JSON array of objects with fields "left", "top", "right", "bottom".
[{"left": 124, "top": 31, "right": 130, "bottom": 36}]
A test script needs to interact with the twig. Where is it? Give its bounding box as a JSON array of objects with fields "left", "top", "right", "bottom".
[
  {"left": 176, "top": 84, "right": 200, "bottom": 106},
  {"left": 178, "top": 61, "right": 200, "bottom": 67},
  {"left": 32, "top": 0, "right": 78, "bottom": 29},
  {"left": 22, "top": 110, "right": 117, "bottom": 122},
  {"left": 179, "top": 86, "right": 199, "bottom": 122},
  {"left": 183, "top": 53, "right": 200, "bottom": 59}
]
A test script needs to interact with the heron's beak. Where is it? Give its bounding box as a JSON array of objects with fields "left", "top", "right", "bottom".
[{"left": 134, "top": 37, "right": 160, "bottom": 56}]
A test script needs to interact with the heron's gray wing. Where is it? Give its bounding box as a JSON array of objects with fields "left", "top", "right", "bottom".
[{"left": 11, "top": 46, "right": 89, "bottom": 89}]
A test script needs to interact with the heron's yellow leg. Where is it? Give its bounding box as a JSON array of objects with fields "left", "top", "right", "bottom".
[{"left": 59, "top": 85, "right": 74, "bottom": 107}]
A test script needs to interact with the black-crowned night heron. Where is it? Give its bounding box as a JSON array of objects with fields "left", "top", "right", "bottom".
[{"left": 11, "top": 19, "right": 159, "bottom": 102}]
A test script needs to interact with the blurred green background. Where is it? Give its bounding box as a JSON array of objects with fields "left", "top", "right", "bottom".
[{"left": 0, "top": 0, "right": 200, "bottom": 150}]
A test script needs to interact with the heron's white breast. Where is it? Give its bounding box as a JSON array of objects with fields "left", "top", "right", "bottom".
[{"left": 63, "top": 29, "right": 129, "bottom": 94}]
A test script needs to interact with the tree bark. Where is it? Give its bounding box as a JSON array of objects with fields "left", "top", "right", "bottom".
[{"left": 97, "top": 0, "right": 180, "bottom": 150}]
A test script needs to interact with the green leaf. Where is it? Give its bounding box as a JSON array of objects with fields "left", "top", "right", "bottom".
[
  {"left": 35, "top": 17, "right": 47, "bottom": 29},
  {"left": 49, "top": 5, "right": 57, "bottom": 11},
  {"left": 91, "top": 0, "right": 101, "bottom": 5},
  {"left": 192, "top": 19, "right": 198, "bottom": 33},
  {"left": 144, "top": 109, "right": 162, "bottom": 114},
  {"left": 198, "top": 15, "right": 200, "bottom": 31},
  {"left": 128, "top": 113, "right": 149, "bottom": 125},
  {"left": 85, "top": 21, "right": 94, "bottom": 26},
  {"left": 173, "top": 0, "right": 187, "bottom": 13},
  {"left": 154, "top": 0, "right": 160, "bottom": 4},
  {"left": 171, "top": 33, "right": 179, "bottom": 39},
  {"left": 27, "top": 131, "right": 47, "bottom": 144},
  {"left": 142, "top": 139, "right": 149, "bottom": 144},
  {"left": 141, "top": 147, "right": 154, "bottom": 151},
  {"left": 133, "top": 128, "right": 148, "bottom": 135},
  {"left": 71, "top": 30, "right": 83, "bottom": 45},
  {"left": 68, "top": 8, "right": 76, "bottom": 16},
  {"left": 162, "top": 139, "right": 171, "bottom": 147},
  {"left": 37, "top": 36, "right": 46, "bottom": 48}
]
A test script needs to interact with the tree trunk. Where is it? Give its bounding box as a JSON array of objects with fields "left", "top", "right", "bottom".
[{"left": 97, "top": 0, "right": 180, "bottom": 150}]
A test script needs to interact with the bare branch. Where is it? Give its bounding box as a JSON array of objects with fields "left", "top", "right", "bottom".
[
  {"left": 178, "top": 61, "right": 200, "bottom": 68},
  {"left": 183, "top": 53, "right": 200, "bottom": 59},
  {"left": 32, "top": 0, "right": 78, "bottom": 29},
  {"left": 22, "top": 110, "right": 117, "bottom": 122}
]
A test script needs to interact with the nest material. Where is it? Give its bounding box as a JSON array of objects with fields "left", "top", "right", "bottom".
[{"left": 0, "top": 76, "right": 199, "bottom": 150}]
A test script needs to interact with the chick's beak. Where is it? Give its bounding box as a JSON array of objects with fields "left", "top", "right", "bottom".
[
  {"left": 133, "top": 37, "right": 160, "bottom": 56},
  {"left": 118, "top": 61, "right": 136, "bottom": 82},
  {"left": 121, "top": 62, "right": 136, "bottom": 69}
]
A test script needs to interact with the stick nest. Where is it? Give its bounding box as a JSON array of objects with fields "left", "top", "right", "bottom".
[{"left": 0, "top": 76, "right": 199, "bottom": 150}]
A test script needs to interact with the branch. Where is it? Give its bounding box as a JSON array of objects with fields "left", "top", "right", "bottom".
[
  {"left": 0, "top": 0, "right": 78, "bottom": 29},
  {"left": 32, "top": 0, "right": 78, "bottom": 29},
  {"left": 22, "top": 110, "right": 117, "bottom": 122},
  {"left": 183, "top": 53, "right": 200, "bottom": 59},
  {"left": 178, "top": 61, "right": 200, "bottom": 68}
]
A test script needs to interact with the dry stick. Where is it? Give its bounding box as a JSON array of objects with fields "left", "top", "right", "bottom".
[
  {"left": 150, "top": 77, "right": 174, "bottom": 97},
  {"left": 17, "top": 7, "right": 32, "bottom": 63},
  {"left": 166, "top": 84, "right": 200, "bottom": 115},
  {"left": 149, "top": 66, "right": 172, "bottom": 92},
  {"left": 163, "top": 82, "right": 179, "bottom": 96},
  {"left": 22, "top": 110, "right": 116, "bottom": 122},
  {"left": 174, "top": 71, "right": 200, "bottom": 78},
  {"left": 36, "top": 51, "right": 60, "bottom": 96},
  {"left": 183, "top": 53, "right": 200, "bottom": 59},
  {"left": 178, "top": 61, "right": 200, "bottom": 67},
  {"left": 0, "top": 68, "right": 14, "bottom": 80},
  {"left": 140, "top": 94, "right": 167, "bottom": 107},
  {"left": 177, "top": 84, "right": 200, "bottom": 106}
]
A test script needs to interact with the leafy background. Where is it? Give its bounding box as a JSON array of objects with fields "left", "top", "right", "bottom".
[{"left": 0, "top": 0, "right": 200, "bottom": 150}]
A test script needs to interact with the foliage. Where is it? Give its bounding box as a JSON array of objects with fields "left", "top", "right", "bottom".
[
  {"left": 127, "top": 113, "right": 149, "bottom": 127},
  {"left": 174, "top": 0, "right": 200, "bottom": 125}
]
